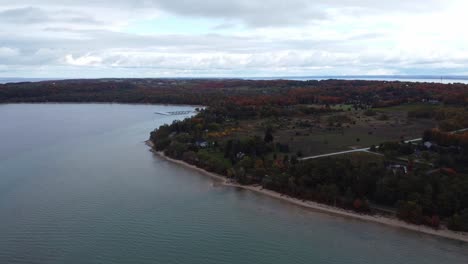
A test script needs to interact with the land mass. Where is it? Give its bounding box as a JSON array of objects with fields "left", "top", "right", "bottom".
[{"left": 2, "top": 78, "right": 468, "bottom": 241}]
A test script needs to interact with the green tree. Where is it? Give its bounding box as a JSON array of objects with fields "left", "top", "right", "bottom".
[{"left": 397, "top": 201, "right": 423, "bottom": 224}]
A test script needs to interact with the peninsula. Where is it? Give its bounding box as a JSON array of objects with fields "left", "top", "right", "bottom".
[{"left": 2, "top": 78, "right": 468, "bottom": 240}]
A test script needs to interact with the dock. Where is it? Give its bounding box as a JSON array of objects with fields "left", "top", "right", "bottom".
[{"left": 155, "top": 110, "right": 195, "bottom": 116}]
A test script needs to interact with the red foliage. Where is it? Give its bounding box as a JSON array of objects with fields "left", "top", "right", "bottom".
[
  {"left": 441, "top": 168, "right": 457, "bottom": 176},
  {"left": 425, "top": 129, "right": 468, "bottom": 149},
  {"left": 353, "top": 198, "right": 363, "bottom": 209},
  {"left": 431, "top": 215, "right": 441, "bottom": 228}
]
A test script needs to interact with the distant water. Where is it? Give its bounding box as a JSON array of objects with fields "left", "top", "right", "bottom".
[
  {"left": 2, "top": 76, "right": 468, "bottom": 84},
  {"left": 0, "top": 78, "right": 61, "bottom": 84},
  {"left": 246, "top": 76, "right": 468, "bottom": 84},
  {"left": 0, "top": 103, "right": 467, "bottom": 264}
]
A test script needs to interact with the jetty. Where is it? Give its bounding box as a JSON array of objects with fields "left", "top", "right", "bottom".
[{"left": 155, "top": 110, "right": 196, "bottom": 116}]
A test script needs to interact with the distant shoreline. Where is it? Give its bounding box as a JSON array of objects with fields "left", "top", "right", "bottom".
[
  {"left": 3, "top": 75, "right": 468, "bottom": 85},
  {"left": 145, "top": 140, "right": 468, "bottom": 243}
]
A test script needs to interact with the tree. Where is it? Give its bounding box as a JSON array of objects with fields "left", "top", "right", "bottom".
[
  {"left": 448, "top": 214, "right": 463, "bottom": 231},
  {"left": 165, "top": 141, "right": 188, "bottom": 159},
  {"left": 344, "top": 187, "right": 355, "bottom": 207},
  {"left": 430, "top": 215, "right": 440, "bottom": 229},
  {"left": 290, "top": 155, "right": 299, "bottom": 165},
  {"left": 449, "top": 209, "right": 468, "bottom": 231},
  {"left": 397, "top": 201, "right": 423, "bottom": 224},
  {"left": 182, "top": 151, "right": 198, "bottom": 164},
  {"left": 328, "top": 184, "right": 339, "bottom": 206},
  {"left": 288, "top": 177, "right": 298, "bottom": 195},
  {"left": 460, "top": 209, "right": 468, "bottom": 231},
  {"left": 353, "top": 198, "right": 364, "bottom": 211},
  {"left": 264, "top": 127, "right": 274, "bottom": 143},
  {"left": 239, "top": 156, "right": 253, "bottom": 168},
  {"left": 421, "top": 184, "right": 433, "bottom": 213}
]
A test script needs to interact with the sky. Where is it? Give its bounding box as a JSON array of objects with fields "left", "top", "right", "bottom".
[{"left": 0, "top": 0, "right": 468, "bottom": 78}]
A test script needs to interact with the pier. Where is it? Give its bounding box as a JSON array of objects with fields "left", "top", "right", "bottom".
[{"left": 155, "top": 110, "right": 195, "bottom": 116}]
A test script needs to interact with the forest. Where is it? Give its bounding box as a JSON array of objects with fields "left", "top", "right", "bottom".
[{"left": 1, "top": 78, "right": 467, "bottom": 106}]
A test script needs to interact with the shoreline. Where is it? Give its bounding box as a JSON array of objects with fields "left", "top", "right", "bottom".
[{"left": 145, "top": 140, "right": 468, "bottom": 243}]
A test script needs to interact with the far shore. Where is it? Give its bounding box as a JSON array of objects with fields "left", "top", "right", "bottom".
[{"left": 145, "top": 140, "right": 468, "bottom": 243}]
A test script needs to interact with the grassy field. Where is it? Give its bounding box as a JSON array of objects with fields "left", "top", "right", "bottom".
[
  {"left": 223, "top": 104, "right": 438, "bottom": 156},
  {"left": 373, "top": 103, "right": 441, "bottom": 112}
]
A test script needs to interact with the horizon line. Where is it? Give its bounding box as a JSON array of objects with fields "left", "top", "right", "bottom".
[{"left": 2, "top": 75, "right": 468, "bottom": 80}]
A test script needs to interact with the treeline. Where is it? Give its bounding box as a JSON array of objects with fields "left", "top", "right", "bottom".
[
  {"left": 409, "top": 107, "right": 468, "bottom": 131},
  {"left": 1, "top": 78, "right": 467, "bottom": 107},
  {"left": 423, "top": 129, "right": 468, "bottom": 149},
  {"left": 287, "top": 156, "right": 468, "bottom": 230},
  {"left": 0, "top": 79, "right": 227, "bottom": 105}
]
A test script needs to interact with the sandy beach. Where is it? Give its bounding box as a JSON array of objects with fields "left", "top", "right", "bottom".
[{"left": 146, "top": 140, "right": 468, "bottom": 243}]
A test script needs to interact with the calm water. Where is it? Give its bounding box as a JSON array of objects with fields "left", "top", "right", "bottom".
[
  {"left": 247, "top": 76, "right": 468, "bottom": 84},
  {"left": 2, "top": 76, "right": 468, "bottom": 84},
  {"left": 0, "top": 103, "right": 467, "bottom": 264}
]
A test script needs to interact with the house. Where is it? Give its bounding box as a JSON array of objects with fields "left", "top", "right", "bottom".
[
  {"left": 388, "top": 164, "right": 408, "bottom": 175},
  {"left": 414, "top": 149, "right": 421, "bottom": 158},
  {"left": 236, "top": 152, "right": 245, "bottom": 159},
  {"left": 424, "top": 141, "right": 433, "bottom": 149},
  {"left": 196, "top": 140, "right": 208, "bottom": 148}
]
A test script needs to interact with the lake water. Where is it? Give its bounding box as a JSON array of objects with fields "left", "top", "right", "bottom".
[
  {"left": 0, "top": 103, "right": 467, "bottom": 264},
  {"left": 247, "top": 76, "right": 468, "bottom": 84},
  {"left": 2, "top": 76, "right": 468, "bottom": 84}
]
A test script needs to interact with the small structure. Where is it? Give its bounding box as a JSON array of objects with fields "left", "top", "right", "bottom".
[
  {"left": 388, "top": 164, "right": 408, "bottom": 175},
  {"left": 236, "top": 152, "right": 245, "bottom": 159},
  {"left": 424, "top": 141, "right": 433, "bottom": 149},
  {"left": 196, "top": 140, "right": 208, "bottom": 148},
  {"left": 421, "top": 99, "right": 441, "bottom": 104}
]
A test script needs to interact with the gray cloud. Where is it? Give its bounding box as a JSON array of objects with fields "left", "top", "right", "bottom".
[
  {"left": 1, "top": 0, "right": 446, "bottom": 27},
  {"left": 0, "top": 7, "right": 103, "bottom": 26},
  {"left": 0, "top": 7, "right": 49, "bottom": 24},
  {"left": 0, "top": 0, "right": 465, "bottom": 77}
]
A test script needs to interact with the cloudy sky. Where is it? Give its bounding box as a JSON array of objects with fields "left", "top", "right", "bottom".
[{"left": 0, "top": 0, "right": 467, "bottom": 78}]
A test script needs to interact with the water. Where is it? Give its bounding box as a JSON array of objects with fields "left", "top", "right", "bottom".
[
  {"left": 246, "top": 76, "right": 468, "bottom": 84},
  {"left": 0, "top": 103, "right": 466, "bottom": 264},
  {"left": 0, "top": 78, "right": 61, "bottom": 84},
  {"left": 2, "top": 76, "right": 468, "bottom": 84}
]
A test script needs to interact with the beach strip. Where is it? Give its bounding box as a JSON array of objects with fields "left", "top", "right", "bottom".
[{"left": 146, "top": 140, "right": 468, "bottom": 243}]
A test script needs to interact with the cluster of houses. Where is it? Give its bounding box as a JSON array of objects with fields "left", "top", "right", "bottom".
[{"left": 386, "top": 139, "right": 461, "bottom": 176}]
